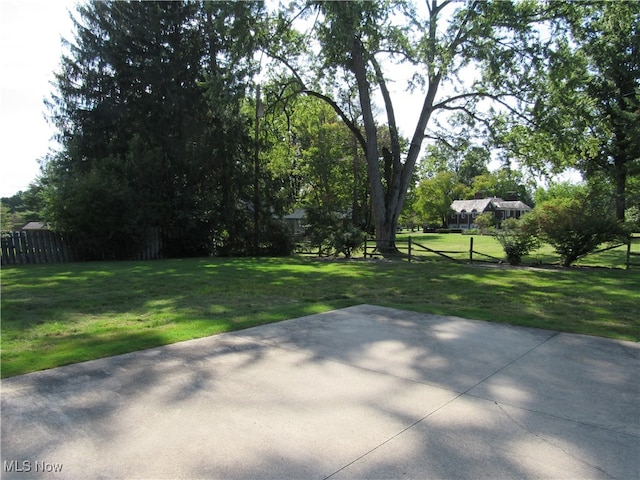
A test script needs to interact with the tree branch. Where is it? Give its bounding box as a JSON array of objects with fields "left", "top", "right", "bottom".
[
  {"left": 263, "top": 50, "right": 367, "bottom": 152},
  {"left": 301, "top": 89, "right": 367, "bottom": 152},
  {"left": 370, "top": 54, "right": 401, "bottom": 164}
]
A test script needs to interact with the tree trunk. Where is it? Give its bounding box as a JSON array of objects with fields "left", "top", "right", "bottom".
[
  {"left": 375, "top": 215, "right": 397, "bottom": 253},
  {"left": 350, "top": 37, "right": 393, "bottom": 253}
]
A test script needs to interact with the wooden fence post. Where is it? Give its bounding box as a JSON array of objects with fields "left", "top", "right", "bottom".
[
  {"left": 627, "top": 239, "right": 631, "bottom": 270},
  {"left": 408, "top": 236, "right": 412, "bottom": 262},
  {"left": 469, "top": 237, "right": 474, "bottom": 264}
]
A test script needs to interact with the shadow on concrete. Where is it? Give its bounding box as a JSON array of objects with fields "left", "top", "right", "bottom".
[{"left": 1, "top": 304, "right": 638, "bottom": 479}]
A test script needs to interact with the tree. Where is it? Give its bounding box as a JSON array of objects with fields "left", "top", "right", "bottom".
[
  {"left": 414, "top": 171, "right": 468, "bottom": 228},
  {"left": 260, "top": 86, "right": 375, "bottom": 243},
  {"left": 0, "top": 183, "right": 46, "bottom": 231},
  {"left": 470, "top": 169, "right": 534, "bottom": 206},
  {"left": 500, "top": 1, "right": 640, "bottom": 221},
  {"left": 43, "top": 1, "right": 265, "bottom": 258},
  {"left": 420, "top": 142, "right": 490, "bottom": 188},
  {"left": 266, "top": 0, "right": 556, "bottom": 252},
  {"left": 475, "top": 211, "right": 496, "bottom": 234}
]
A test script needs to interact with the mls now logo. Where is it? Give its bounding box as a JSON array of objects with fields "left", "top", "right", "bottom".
[{"left": 4, "top": 460, "right": 63, "bottom": 473}]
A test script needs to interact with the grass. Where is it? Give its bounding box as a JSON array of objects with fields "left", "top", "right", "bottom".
[
  {"left": 394, "top": 231, "right": 637, "bottom": 268},
  {"left": 2, "top": 248, "right": 639, "bottom": 378}
]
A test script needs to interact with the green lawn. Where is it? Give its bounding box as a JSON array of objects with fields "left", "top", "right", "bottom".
[
  {"left": 393, "top": 231, "right": 637, "bottom": 268},
  {"left": 2, "top": 253, "right": 639, "bottom": 378}
]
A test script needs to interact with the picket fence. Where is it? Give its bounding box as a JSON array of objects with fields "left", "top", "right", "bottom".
[{"left": 1, "top": 229, "right": 163, "bottom": 265}]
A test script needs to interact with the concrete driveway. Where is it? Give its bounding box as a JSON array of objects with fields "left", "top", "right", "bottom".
[{"left": 1, "top": 304, "right": 638, "bottom": 479}]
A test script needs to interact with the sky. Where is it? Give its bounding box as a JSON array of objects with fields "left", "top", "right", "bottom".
[{"left": 0, "top": 0, "right": 76, "bottom": 197}]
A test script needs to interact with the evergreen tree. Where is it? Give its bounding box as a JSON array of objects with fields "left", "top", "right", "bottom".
[{"left": 43, "top": 0, "right": 264, "bottom": 258}]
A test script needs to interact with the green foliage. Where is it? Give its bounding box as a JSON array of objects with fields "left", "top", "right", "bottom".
[
  {"left": 329, "top": 225, "right": 366, "bottom": 259},
  {"left": 493, "top": 217, "right": 540, "bottom": 265},
  {"left": 42, "top": 0, "right": 267, "bottom": 259},
  {"left": 258, "top": 219, "right": 296, "bottom": 257},
  {"left": 475, "top": 212, "right": 497, "bottom": 233},
  {"left": 470, "top": 169, "right": 534, "bottom": 206},
  {"left": 420, "top": 142, "right": 491, "bottom": 188},
  {"left": 303, "top": 206, "right": 365, "bottom": 258},
  {"left": 414, "top": 171, "right": 468, "bottom": 227},
  {"left": 498, "top": 1, "right": 640, "bottom": 220},
  {"left": 271, "top": 0, "right": 558, "bottom": 252},
  {"left": 1, "top": 184, "right": 46, "bottom": 231},
  {"left": 534, "top": 181, "right": 586, "bottom": 205},
  {"left": 527, "top": 189, "right": 629, "bottom": 267},
  {"left": 262, "top": 94, "right": 369, "bottom": 231}
]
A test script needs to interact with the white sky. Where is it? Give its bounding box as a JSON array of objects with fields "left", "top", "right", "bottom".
[{"left": 0, "top": 0, "right": 76, "bottom": 197}]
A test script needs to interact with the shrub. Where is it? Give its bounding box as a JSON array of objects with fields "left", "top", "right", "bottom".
[
  {"left": 475, "top": 212, "right": 497, "bottom": 234},
  {"left": 329, "top": 225, "right": 366, "bottom": 258},
  {"left": 527, "top": 192, "right": 629, "bottom": 267},
  {"left": 304, "top": 206, "right": 365, "bottom": 257},
  {"left": 493, "top": 217, "right": 539, "bottom": 265},
  {"left": 258, "top": 219, "right": 296, "bottom": 256}
]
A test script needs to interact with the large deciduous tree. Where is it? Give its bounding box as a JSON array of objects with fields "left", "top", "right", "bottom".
[
  {"left": 501, "top": 1, "right": 640, "bottom": 221},
  {"left": 266, "top": 0, "right": 555, "bottom": 253}
]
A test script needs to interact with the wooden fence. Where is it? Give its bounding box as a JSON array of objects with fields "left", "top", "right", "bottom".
[
  {"left": 1, "top": 229, "right": 164, "bottom": 265},
  {"left": 364, "top": 235, "right": 640, "bottom": 269},
  {"left": 363, "top": 236, "right": 471, "bottom": 263},
  {"left": 1, "top": 231, "right": 75, "bottom": 265}
]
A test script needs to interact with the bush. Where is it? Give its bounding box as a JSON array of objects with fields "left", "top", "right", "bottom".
[
  {"left": 527, "top": 191, "right": 629, "bottom": 267},
  {"left": 329, "top": 224, "right": 366, "bottom": 258},
  {"left": 493, "top": 218, "right": 539, "bottom": 265},
  {"left": 475, "top": 212, "right": 497, "bottom": 234},
  {"left": 258, "top": 219, "right": 296, "bottom": 256},
  {"left": 304, "top": 206, "right": 365, "bottom": 257}
]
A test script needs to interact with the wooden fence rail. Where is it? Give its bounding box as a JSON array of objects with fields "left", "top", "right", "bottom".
[
  {"left": 363, "top": 235, "right": 639, "bottom": 269},
  {"left": 409, "top": 239, "right": 463, "bottom": 262}
]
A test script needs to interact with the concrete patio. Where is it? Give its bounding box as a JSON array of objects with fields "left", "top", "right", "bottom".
[{"left": 1, "top": 304, "right": 638, "bottom": 479}]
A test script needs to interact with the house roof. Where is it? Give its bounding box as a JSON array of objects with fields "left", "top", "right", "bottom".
[
  {"left": 492, "top": 200, "right": 532, "bottom": 211},
  {"left": 450, "top": 198, "right": 494, "bottom": 213},
  {"left": 21, "top": 221, "right": 50, "bottom": 230},
  {"left": 283, "top": 208, "right": 306, "bottom": 220},
  {"left": 450, "top": 198, "right": 531, "bottom": 213}
]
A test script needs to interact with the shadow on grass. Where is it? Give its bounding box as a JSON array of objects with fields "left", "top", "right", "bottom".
[{"left": 1, "top": 257, "right": 639, "bottom": 377}]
